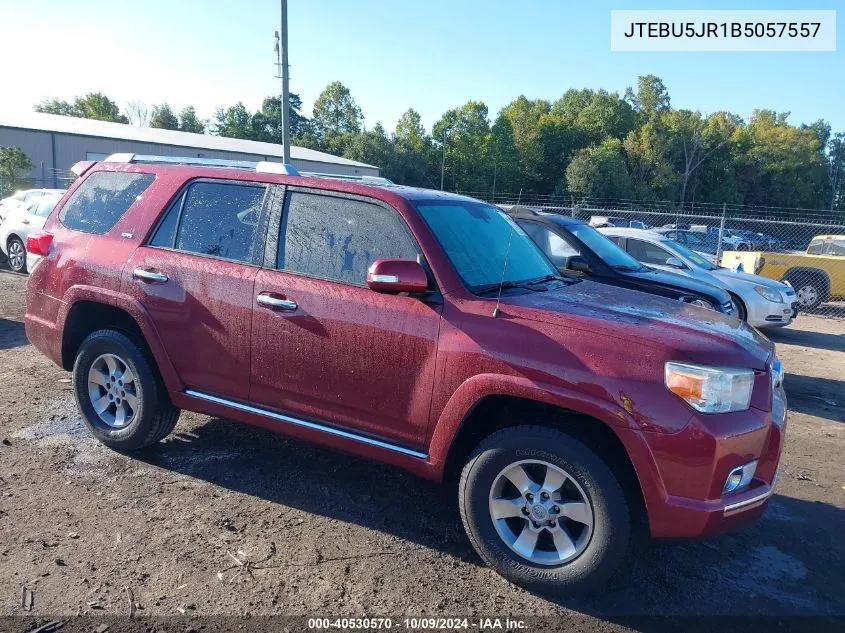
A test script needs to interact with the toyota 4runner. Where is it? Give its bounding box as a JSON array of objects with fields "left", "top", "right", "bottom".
[{"left": 25, "top": 155, "right": 786, "bottom": 594}]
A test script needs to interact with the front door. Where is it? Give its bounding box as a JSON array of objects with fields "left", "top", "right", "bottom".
[
  {"left": 249, "top": 189, "right": 442, "bottom": 450},
  {"left": 123, "top": 179, "right": 269, "bottom": 400}
]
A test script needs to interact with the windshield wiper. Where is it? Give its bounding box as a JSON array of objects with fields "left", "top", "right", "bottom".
[
  {"left": 612, "top": 264, "right": 646, "bottom": 272},
  {"left": 473, "top": 280, "right": 548, "bottom": 295},
  {"left": 527, "top": 274, "right": 566, "bottom": 285}
]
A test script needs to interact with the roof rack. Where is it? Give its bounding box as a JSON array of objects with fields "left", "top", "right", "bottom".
[
  {"left": 301, "top": 171, "right": 393, "bottom": 185},
  {"left": 103, "top": 153, "right": 300, "bottom": 176}
]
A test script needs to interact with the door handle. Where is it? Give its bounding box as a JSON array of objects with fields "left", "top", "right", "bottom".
[
  {"left": 133, "top": 268, "right": 169, "bottom": 283},
  {"left": 21, "top": 218, "right": 30, "bottom": 225},
  {"left": 257, "top": 293, "right": 298, "bottom": 311}
]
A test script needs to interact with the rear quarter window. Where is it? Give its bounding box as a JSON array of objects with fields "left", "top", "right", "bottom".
[{"left": 60, "top": 171, "right": 155, "bottom": 234}]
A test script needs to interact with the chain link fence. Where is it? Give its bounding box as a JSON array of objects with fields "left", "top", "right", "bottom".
[{"left": 461, "top": 191, "right": 845, "bottom": 320}]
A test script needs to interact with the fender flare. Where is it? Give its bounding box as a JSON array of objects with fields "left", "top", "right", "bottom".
[
  {"left": 58, "top": 285, "right": 183, "bottom": 392},
  {"left": 426, "top": 373, "right": 637, "bottom": 469}
]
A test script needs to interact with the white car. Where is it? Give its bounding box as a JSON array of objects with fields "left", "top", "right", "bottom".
[
  {"left": 600, "top": 227, "right": 798, "bottom": 329},
  {"left": 0, "top": 188, "right": 66, "bottom": 223},
  {"left": 0, "top": 193, "right": 64, "bottom": 273}
]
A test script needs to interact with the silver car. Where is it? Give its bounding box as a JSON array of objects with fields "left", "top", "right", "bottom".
[{"left": 600, "top": 228, "right": 798, "bottom": 329}]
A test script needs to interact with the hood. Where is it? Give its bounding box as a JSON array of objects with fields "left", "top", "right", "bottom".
[
  {"left": 711, "top": 267, "right": 790, "bottom": 291},
  {"left": 500, "top": 279, "right": 773, "bottom": 370},
  {"left": 626, "top": 266, "right": 731, "bottom": 303}
]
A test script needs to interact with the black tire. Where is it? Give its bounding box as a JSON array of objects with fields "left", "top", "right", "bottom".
[
  {"left": 72, "top": 329, "right": 180, "bottom": 450},
  {"left": 729, "top": 293, "right": 748, "bottom": 321},
  {"left": 7, "top": 236, "right": 27, "bottom": 273},
  {"left": 459, "top": 426, "right": 631, "bottom": 595}
]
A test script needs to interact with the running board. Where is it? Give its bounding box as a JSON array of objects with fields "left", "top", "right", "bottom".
[{"left": 184, "top": 389, "right": 429, "bottom": 460}]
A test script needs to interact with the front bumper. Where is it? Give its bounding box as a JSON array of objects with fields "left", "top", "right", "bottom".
[
  {"left": 745, "top": 293, "right": 796, "bottom": 328},
  {"left": 635, "top": 387, "right": 787, "bottom": 539}
]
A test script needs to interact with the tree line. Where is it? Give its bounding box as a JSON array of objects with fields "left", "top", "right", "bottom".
[{"left": 31, "top": 76, "right": 845, "bottom": 212}]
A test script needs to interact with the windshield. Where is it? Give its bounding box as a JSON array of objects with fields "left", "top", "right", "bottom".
[
  {"left": 567, "top": 224, "right": 643, "bottom": 270},
  {"left": 662, "top": 238, "right": 717, "bottom": 270},
  {"left": 414, "top": 201, "right": 558, "bottom": 291}
]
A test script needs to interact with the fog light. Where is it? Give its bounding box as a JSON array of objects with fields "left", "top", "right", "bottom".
[{"left": 723, "top": 460, "right": 757, "bottom": 494}]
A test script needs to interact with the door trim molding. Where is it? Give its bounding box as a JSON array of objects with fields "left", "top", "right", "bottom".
[{"left": 184, "top": 389, "right": 429, "bottom": 460}]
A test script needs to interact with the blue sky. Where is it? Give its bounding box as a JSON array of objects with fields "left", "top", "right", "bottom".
[{"left": 0, "top": 0, "right": 841, "bottom": 134}]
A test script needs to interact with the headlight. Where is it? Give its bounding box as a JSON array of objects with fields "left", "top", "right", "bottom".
[
  {"left": 665, "top": 362, "right": 754, "bottom": 413},
  {"left": 754, "top": 285, "right": 783, "bottom": 303}
]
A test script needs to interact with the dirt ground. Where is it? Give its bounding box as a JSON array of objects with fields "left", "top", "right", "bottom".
[{"left": 0, "top": 262, "right": 843, "bottom": 630}]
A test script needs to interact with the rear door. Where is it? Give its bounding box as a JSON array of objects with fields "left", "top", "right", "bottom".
[
  {"left": 249, "top": 188, "right": 442, "bottom": 450},
  {"left": 124, "top": 178, "right": 271, "bottom": 400}
]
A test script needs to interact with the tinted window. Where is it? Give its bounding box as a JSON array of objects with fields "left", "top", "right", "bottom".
[
  {"left": 568, "top": 224, "right": 643, "bottom": 269},
  {"left": 627, "top": 239, "right": 675, "bottom": 266},
  {"left": 60, "top": 172, "right": 155, "bottom": 234},
  {"left": 415, "top": 201, "right": 557, "bottom": 290},
  {"left": 519, "top": 222, "right": 579, "bottom": 268},
  {"left": 278, "top": 192, "right": 419, "bottom": 285},
  {"left": 162, "top": 182, "right": 265, "bottom": 263}
]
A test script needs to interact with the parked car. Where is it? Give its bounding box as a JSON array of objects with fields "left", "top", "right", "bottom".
[
  {"left": 26, "top": 155, "right": 785, "bottom": 594},
  {"left": 588, "top": 216, "right": 649, "bottom": 229},
  {"left": 0, "top": 193, "right": 64, "bottom": 272},
  {"left": 600, "top": 228, "right": 798, "bottom": 328},
  {"left": 0, "top": 188, "right": 66, "bottom": 223},
  {"left": 722, "top": 234, "right": 845, "bottom": 310},
  {"left": 506, "top": 207, "right": 737, "bottom": 315},
  {"left": 655, "top": 229, "right": 751, "bottom": 260}
]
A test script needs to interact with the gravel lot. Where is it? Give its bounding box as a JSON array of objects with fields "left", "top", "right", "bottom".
[{"left": 0, "top": 262, "right": 843, "bottom": 629}]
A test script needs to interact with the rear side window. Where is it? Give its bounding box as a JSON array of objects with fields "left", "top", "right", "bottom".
[
  {"left": 149, "top": 181, "right": 265, "bottom": 264},
  {"left": 278, "top": 191, "right": 419, "bottom": 285},
  {"left": 60, "top": 172, "right": 154, "bottom": 234},
  {"left": 627, "top": 239, "right": 674, "bottom": 266}
]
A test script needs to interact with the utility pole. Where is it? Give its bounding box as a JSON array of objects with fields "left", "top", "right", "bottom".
[
  {"left": 274, "top": 0, "right": 291, "bottom": 164},
  {"left": 440, "top": 129, "right": 448, "bottom": 191}
]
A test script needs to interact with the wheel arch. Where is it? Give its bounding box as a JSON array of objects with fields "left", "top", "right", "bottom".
[
  {"left": 58, "top": 287, "right": 182, "bottom": 392},
  {"left": 781, "top": 267, "right": 831, "bottom": 299},
  {"left": 727, "top": 291, "right": 748, "bottom": 321}
]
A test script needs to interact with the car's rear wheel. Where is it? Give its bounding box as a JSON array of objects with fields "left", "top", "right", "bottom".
[
  {"left": 7, "top": 237, "right": 27, "bottom": 273},
  {"left": 73, "top": 329, "right": 180, "bottom": 450},
  {"left": 459, "top": 426, "right": 631, "bottom": 595}
]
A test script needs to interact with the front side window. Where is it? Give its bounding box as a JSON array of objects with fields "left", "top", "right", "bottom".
[
  {"left": 567, "top": 224, "right": 643, "bottom": 270},
  {"left": 278, "top": 191, "right": 419, "bottom": 285},
  {"left": 61, "top": 171, "right": 155, "bottom": 234},
  {"left": 149, "top": 181, "right": 265, "bottom": 264},
  {"left": 627, "top": 238, "right": 675, "bottom": 266},
  {"left": 415, "top": 200, "right": 557, "bottom": 290},
  {"left": 662, "top": 239, "right": 717, "bottom": 270}
]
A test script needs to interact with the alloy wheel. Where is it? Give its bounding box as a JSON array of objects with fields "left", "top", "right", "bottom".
[
  {"left": 488, "top": 459, "right": 594, "bottom": 565},
  {"left": 87, "top": 353, "right": 139, "bottom": 428},
  {"left": 8, "top": 239, "right": 25, "bottom": 272}
]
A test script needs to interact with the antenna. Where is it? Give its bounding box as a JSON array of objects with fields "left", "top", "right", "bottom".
[{"left": 493, "top": 188, "right": 523, "bottom": 318}]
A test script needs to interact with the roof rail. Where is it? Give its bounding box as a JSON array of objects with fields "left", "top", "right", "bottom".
[
  {"left": 301, "top": 171, "right": 393, "bottom": 185},
  {"left": 103, "top": 153, "right": 300, "bottom": 176}
]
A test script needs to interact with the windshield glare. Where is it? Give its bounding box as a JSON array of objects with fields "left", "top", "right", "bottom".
[
  {"left": 662, "top": 238, "right": 717, "bottom": 270},
  {"left": 567, "top": 224, "right": 642, "bottom": 269},
  {"left": 414, "top": 201, "right": 557, "bottom": 290}
]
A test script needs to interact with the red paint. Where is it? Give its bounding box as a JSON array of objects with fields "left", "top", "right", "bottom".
[
  {"left": 25, "top": 161, "right": 785, "bottom": 540},
  {"left": 366, "top": 258, "right": 429, "bottom": 293}
]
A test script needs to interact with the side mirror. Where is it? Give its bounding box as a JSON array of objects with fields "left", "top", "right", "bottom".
[
  {"left": 665, "top": 257, "right": 686, "bottom": 269},
  {"left": 567, "top": 255, "right": 591, "bottom": 273},
  {"left": 367, "top": 259, "right": 429, "bottom": 294}
]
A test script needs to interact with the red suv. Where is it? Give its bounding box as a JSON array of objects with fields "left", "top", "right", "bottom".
[{"left": 25, "top": 155, "right": 786, "bottom": 594}]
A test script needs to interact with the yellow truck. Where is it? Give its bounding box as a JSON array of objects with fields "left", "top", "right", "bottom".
[{"left": 721, "top": 235, "right": 845, "bottom": 310}]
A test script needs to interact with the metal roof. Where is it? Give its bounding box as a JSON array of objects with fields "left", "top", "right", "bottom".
[{"left": 0, "top": 111, "right": 377, "bottom": 169}]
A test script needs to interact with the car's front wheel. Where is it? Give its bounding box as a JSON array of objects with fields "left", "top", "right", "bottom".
[
  {"left": 459, "top": 426, "right": 631, "bottom": 595},
  {"left": 73, "top": 329, "right": 180, "bottom": 450},
  {"left": 7, "top": 236, "right": 27, "bottom": 273}
]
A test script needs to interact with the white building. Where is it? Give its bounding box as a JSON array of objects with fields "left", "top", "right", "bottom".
[{"left": 0, "top": 112, "right": 378, "bottom": 188}]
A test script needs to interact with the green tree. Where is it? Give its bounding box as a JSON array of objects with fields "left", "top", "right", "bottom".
[
  {"left": 343, "top": 123, "right": 397, "bottom": 178},
  {"left": 35, "top": 93, "right": 129, "bottom": 123},
  {"left": 311, "top": 81, "right": 364, "bottom": 152},
  {"left": 828, "top": 132, "right": 845, "bottom": 210},
  {"left": 552, "top": 88, "right": 637, "bottom": 144},
  {"left": 212, "top": 102, "right": 255, "bottom": 139},
  {"left": 625, "top": 75, "right": 671, "bottom": 120},
  {"left": 0, "top": 147, "right": 34, "bottom": 195},
  {"left": 393, "top": 109, "right": 432, "bottom": 187},
  {"left": 488, "top": 113, "right": 522, "bottom": 195},
  {"left": 178, "top": 106, "right": 206, "bottom": 134},
  {"left": 565, "top": 138, "right": 633, "bottom": 199},
  {"left": 622, "top": 121, "right": 679, "bottom": 200},
  {"left": 149, "top": 103, "right": 180, "bottom": 130},
  {"left": 500, "top": 96, "right": 551, "bottom": 190},
  {"left": 432, "top": 101, "right": 491, "bottom": 192},
  {"left": 251, "top": 94, "right": 310, "bottom": 143}
]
